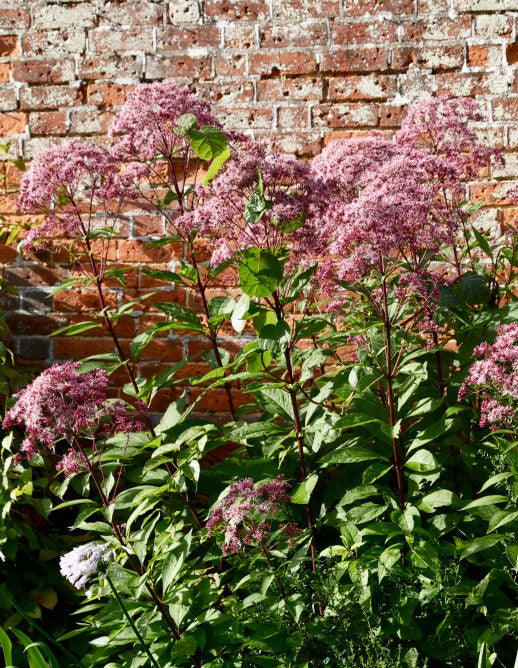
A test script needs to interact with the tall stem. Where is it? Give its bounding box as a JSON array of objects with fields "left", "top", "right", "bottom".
[
  {"left": 380, "top": 269, "right": 407, "bottom": 566},
  {"left": 272, "top": 291, "right": 318, "bottom": 577},
  {"left": 105, "top": 572, "right": 161, "bottom": 668},
  {"left": 189, "top": 247, "right": 237, "bottom": 420}
]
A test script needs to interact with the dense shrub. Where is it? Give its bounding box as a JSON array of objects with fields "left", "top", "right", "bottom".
[{"left": 1, "top": 85, "right": 517, "bottom": 667}]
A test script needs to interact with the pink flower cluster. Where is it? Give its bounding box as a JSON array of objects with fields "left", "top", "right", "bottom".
[
  {"left": 309, "top": 97, "right": 499, "bottom": 297},
  {"left": 110, "top": 81, "right": 221, "bottom": 161},
  {"left": 458, "top": 323, "right": 518, "bottom": 430},
  {"left": 206, "top": 475, "right": 301, "bottom": 555},
  {"left": 194, "top": 140, "right": 323, "bottom": 266},
  {"left": 3, "top": 362, "right": 148, "bottom": 475}
]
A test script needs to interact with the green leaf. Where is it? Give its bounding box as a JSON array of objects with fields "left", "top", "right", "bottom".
[
  {"left": 391, "top": 506, "right": 419, "bottom": 534},
  {"left": 378, "top": 545, "right": 402, "bottom": 583},
  {"left": 238, "top": 247, "right": 283, "bottom": 298},
  {"left": 10, "top": 629, "right": 48, "bottom": 668},
  {"left": 457, "top": 534, "right": 506, "bottom": 560},
  {"left": 291, "top": 474, "right": 318, "bottom": 504},
  {"left": 321, "top": 446, "right": 388, "bottom": 465},
  {"left": 461, "top": 495, "right": 508, "bottom": 511},
  {"left": 162, "top": 532, "right": 192, "bottom": 594},
  {"left": 174, "top": 113, "right": 197, "bottom": 136},
  {"left": 405, "top": 449, "right": 438, "bottom": 472},
  {"left": 258, "top": 320, "right": 291, "bottom": 354},
  {"left": 255, "top": 387, "right": 294, "bottom": 421},
  {"left": 472, "top": 228, "right": 493, "bottom": 258},
  {"left": 0, "top": 627, "right": 12, "bottom": 666},
  {"left": 153, "top": 301, "right": 204, "bottom": 332},
  {"left": 141, "top": 268, "right": 186, "bottom": 285},
  {"left": 50, "top": 321, "right": 102, "bottom": 337},
  {"left": 418, "top": 489, "right": 456, "bottom": 512},
  {"left": 203, "top": 147, "right": 231, "bottom": 186},
  {"left": 189, "top": 125, "right": 228, "bottom": 160}
]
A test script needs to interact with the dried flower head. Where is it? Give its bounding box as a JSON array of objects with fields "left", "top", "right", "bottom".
[
  {"left": 60, "top": 542, "right": 111, "bottom": 590},
  {"left": 206, "top": 475, "right": 301, "bottom": 554}
]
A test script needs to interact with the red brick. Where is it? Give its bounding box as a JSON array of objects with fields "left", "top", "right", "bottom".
[
  {"left": 391, "top": 45, "right": 463, "bottom": 71},
  {"left": 133, "top": 215, "right": 165, "bottom": 238},
  {"left": 53, "top": 288, "right": 118, "bottom": 313},
  {"left": 256, "top": 77, "right": 323, "bottom": 102},
  {"left": 250, "top": 51, "right": 316, "bottom": 76},
  {"left": 0, "top": 243, "right": 16, "bottom": 263},
  {"left": 260, "top": 22, "right": 328, "bottom": 48},
  {"left": 0, "top": 63, "right": 9, "bottom": 83},
  {"left": 0, "top": 35, "right": 18, "bottom": 56},
  {"left": 79, "top": 56, "right": 142, "bottom": 80},
  {"left": 0, "top": 193, "right": 21, "bottom": 213},
  {"left": 329, "top": 75, "right": 397, "bottom": 101},
  {"left": 204, "top": 0, "right": 269, "bottom": 20},
  {"left": 401, "top": 17, "right": 471, "bottom": 41},
  {"left": 88, "top": 28, "right": 154, "bottom": 53},
  {"left": 468, "top": 45, "right": 489, "bottom": 67},
  {"left": 320, "top": 48, "right": 387, "bottom": 73},
  {"left": 138, "top": 339, "right": 184, "bottom": 362},
  {"left": 54, "top": 337, "right": 117, "bottom": 360},
  {"left": 20, "top": 85, "right": 83, "bottom": 110},
  {"left": 4, "top": 265, "right": 67, "bottom": 287},
  {"left": 507, "top": 43, "right": 518, "bottom": 66},
  {"left": 331, "top": 20, "right": 398, "bottom": 44},
  {"left": 87, "top": 83, "right": 133, "bottom": 107},
  {"left": 21, "top": 30, "right": 85, "bottom": 57},
  {"left": 312, "top": 103, "right": 378, "bottom": 128},
  {"left": 379, "top": 104, "right": 406, "bottom": 127},
  {"left": 223, "top": 24, "right": 257, "bottom": 49},
  {"left": 492, "top": 98, "right": 518, "bottom": 122},
  {"left": 146, "top": 56, "right": 212, "bottom": 80},
  {"left": 214, "top": 54, "right": 247, "bottom": 77},
  {"left": 343, "top": 0, "right": 413, "bottom": 13},
  {"left": 277, "top": 105, "right": 309, "bottom": 129},
  {"left": 29, "top": 111, "right": 67, "bottom": 135},
  {"left": 157, "top": 26, "right": 221, "bottom": 51},
  {"left": 0, "top": 112, "right": 26, "bottom": 135},
  {"left": 272, "top": 0, "right": 340, "bottom": 19},
  {"left": 6, "top": 313, "right": 64, "bottom": 336},
  {"left": 118, "top": 240, "right": 176, "bottom": 263},
  {"left": 12, "top": 58, "right": 76, "bottom": 84},
  {"left": 470, "top": 182, "right": 515, "bottom": 207},
  {"left": 417, "top": 0, "right": 450, "bottom": 11},
  {"left": 0, "top": 86, "right": 17, "bottom": 111}
]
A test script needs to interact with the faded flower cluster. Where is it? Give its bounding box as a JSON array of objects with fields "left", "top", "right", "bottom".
[
  {"left": 206, "top": 476, "right": 301, "bottom": 555},
  {"left": 3, "top": 362, "right": 148, "bottom": 475},
  {"left": 60, "top": 542, "right": 111, "bottom": 590},
  {"left": 459, "top": 323, "right": 518, "bottom": 430}
]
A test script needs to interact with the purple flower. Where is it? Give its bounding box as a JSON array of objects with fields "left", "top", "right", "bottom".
[{"left": 206, "top": 475, "right": 300, "bottom": 555}]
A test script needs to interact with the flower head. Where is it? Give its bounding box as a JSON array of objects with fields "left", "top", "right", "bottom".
[
  {"left": 206, "top": 475, "right": 300, "bottom": 554},
  {"left": 60, "top": 543, "right": 111, "bottom": 590}
]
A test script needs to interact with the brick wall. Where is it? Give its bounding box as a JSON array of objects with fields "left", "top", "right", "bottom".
[{"left": 0, "top": 0, "right": 516, "bottom": 415}]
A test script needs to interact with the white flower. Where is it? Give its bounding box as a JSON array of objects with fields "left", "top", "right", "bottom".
[{"left": 59, "top": 543, "right": 110, "bottom": 590}]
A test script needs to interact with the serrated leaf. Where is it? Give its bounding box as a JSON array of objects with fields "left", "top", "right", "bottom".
[
  {"left": 291, "top": 474, "right": 318, "bottom": 504},
  {"left": 189, "top": 125, "right": 228, "bottom": 160}
]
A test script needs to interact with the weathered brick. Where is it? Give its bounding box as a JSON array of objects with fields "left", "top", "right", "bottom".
[
  {"left": 168, "top": 0, "right": 201, "bottom": 24},
  {"left": 401, "top": 17, "right": 471, "bottom": 42},
  {"left": 417, "top": 0, "right": 450, "bottom": 11},
  {"left": 468, "top": 45, "right": 489, "bottom": 67},
  {"left": 21, "top": 29, "right": 86, "bottom": 57},
  {"left": 474, "top": 14, "right": 513, "bottom": 38},
  {"left": 17, "top": 336, "right": 49, "bottom": 360},
  {"left": 146, "top": 55, "right": 212, "bottom": 80},
  {"left": 118, "top": 240, "right": 173, "bottom": 263},
  {"left": 29, "top": 111, "right": 67, "bottom": 135},
  {"left": 459, "top": 0, "right": 516, "bottom": 11},
  {"left": 436, "top": 71, "right": 512, "bottom": 96},
  {"left": 492, "top": 153, "right": 518, "bottom": 179},
  {"left": 470, "top": 181, "right": 515, "bottom": 206},
  {"left": 391, "top": 45, "right": 463, "bottom": 71},
  {"left": 379, "top": 103, "right": 406, "bottom": 127},
  {"left": 223, "top": 24, "right": 257, "bottom": 49},
  {"left": 100, "top": 2, "right": 164, "bottom": 25},
  {"left": 328, "top": 74, "right": 397, "bottom": 100},
  {"left": 256, "top": 77, "right": 323, "bottom": 101},
  {"left": 250, "top": 51, "right": 316, "bottom": 76},
  {"left": 217, "top": 106, "right": 274, "bottom": 129},
  {"left": 12, "top": 58, "right": 76, "bottom": 84},
  {"left": 88, "top": 28, "right": 155, "bottom": 53},
  {"left": 33, "top": 3, "right": 96, "bottom": 29},
  {"left": 193, "top": 81, "right": 255, "bottom": 105},
  {"left": 320, "top": 48, "right": 387, "bottom": 73},
  {"left": 0, "top": 64, "right": 10, "bottom": 83},
  {"left": 342, "top": 0, "right": 414, "bottom": 14},
  {"left": 20, "top": 84, "right": 82, "bottom": 110},
  {"left": 87, "top": 83, "right": 133, "bottom": 107},
  {"left": 214, "top": 53, "right": 247, "bottom": 76},
  {"left": 79, "top": 55, "right": 142, "bottom": 81},
  {"left": 312, "top": 102, "right": 378, "bottom": 128},
  {"left": 331, "top": 20, "right": 398, "bottom": 44},
  {"left": 492, "top": 97, "right": 518, "bottom": 121},
  {"left": 0, "top": 87, "right": 17, "bottom": 111},
  {"left": 0, "top": 7, "right": 30, "bottom": 30},
  {"left": 277, "top": 105, "right": 309, "bottom": 129},
  {"left": 272, "top": 0, "right": 339, "bottom": 18},
  {"left": 0, "top": 35, "right": 18, "bottom": 57},
  {"left": 157, "top": 26, "right": 221, "bottom": 51},
  {"left": 204, "top": 0, "right": 269, "bottom": 20},
  {"left": 69, "top": 108, "right": 114, "bottom": 134},
  {"left": 0, "top": 112, "right": 26, "bottom": 135},
  {"left": 260, "top": 22, "right": 328, "bottom": 48}
]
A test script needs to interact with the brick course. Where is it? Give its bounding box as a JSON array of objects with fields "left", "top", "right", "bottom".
[{"left": 0, "top": 0, "right": 516, "bottom": 416}]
